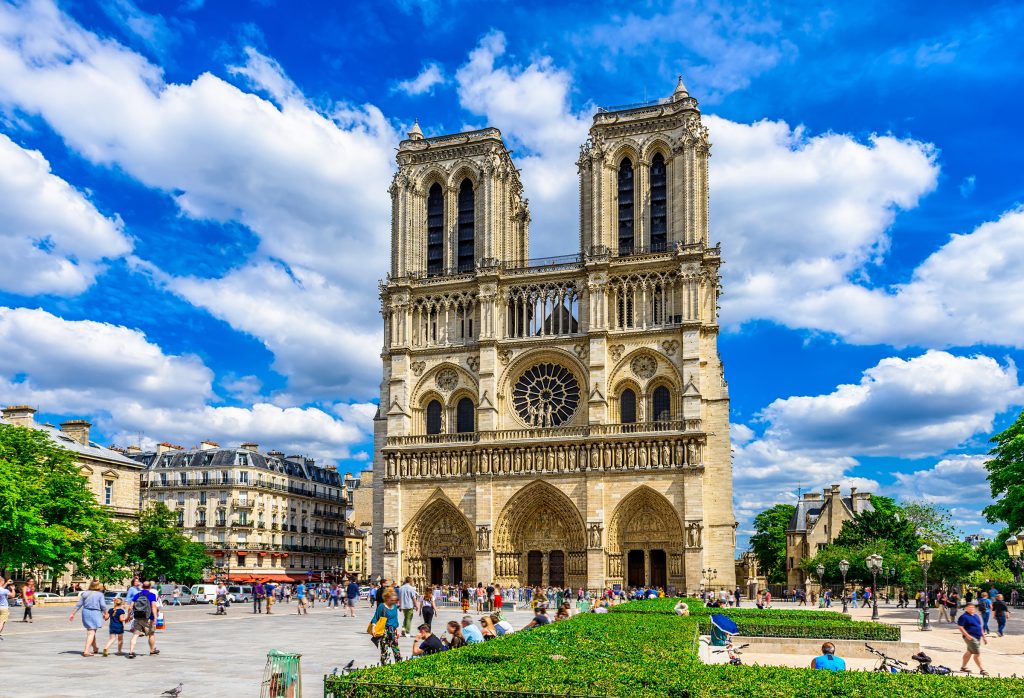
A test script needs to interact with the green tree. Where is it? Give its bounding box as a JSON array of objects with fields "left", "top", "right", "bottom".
[
  {"left": 749, "top": 503, "right": 796, "bottom": 583},
  {"left": 901, "top": 500, "right": 958, "bottom": 546},
  {"left": 120, "top": 503, "right": 212, "bottom": 583},
  {"left": 834, "top": 495, "right": 920, "bottom": 555},
  {"left": 984, "top": 409, "right": 1024, "bottom": 533},
  {"left": 801, "top": 540, "right": 918, "bottom": 589},
  {"left": 928, "top": 541, "right": 982, "bottom": 583},
  {"left": 0, "top": 424, "right": 115, "bottom": 580}
]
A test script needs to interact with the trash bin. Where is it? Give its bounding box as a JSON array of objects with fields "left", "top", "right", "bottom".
[{"left": 261, "top": 650, "right": 302, "bottom": 698}]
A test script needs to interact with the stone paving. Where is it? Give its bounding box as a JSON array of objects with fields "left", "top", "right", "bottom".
[{"left": 0, "top": 599, "right": 537, "bottom": 698}]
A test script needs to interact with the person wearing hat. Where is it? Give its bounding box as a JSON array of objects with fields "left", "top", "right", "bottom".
[
  {"left": 810, "top": 642, "right": 846, "bottom": 671},
  {"left": 956, "top": 601, "right": 988, "bottom": 675}
]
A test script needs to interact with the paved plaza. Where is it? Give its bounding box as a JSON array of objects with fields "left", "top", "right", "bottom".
[
  {"left": 0, "top": 599, "right": 537, "bottom": 697},
  {"left": 0, "top": 600, "right": 1021, "bottom": 696}
]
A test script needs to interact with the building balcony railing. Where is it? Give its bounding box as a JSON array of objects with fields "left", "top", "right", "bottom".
[
  {"left": 385, "top": 419, "right": 702, "bottom": 448},
  {"left": 231, "top": 520, "right": 254, "bottom": 529},
  {"left": 232, "top": 498, "right": 255, "bottom": 509},
  {"left": 141, "top": 478, "right": 347, "bottom": 503}
]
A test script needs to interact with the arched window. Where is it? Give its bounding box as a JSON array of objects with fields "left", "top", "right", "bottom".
[
  {"left": 457, "top": 178, "right": 475, "bottom": 273},
  {"left": 652, "top": 386, "right": 671, "bottom": 423},
  {"left": 426, "top": 400, "right": 443, "bottom": 435},
  {"left": 620, "top": 389, "right": 637, "bottom": 424},
  {"left": 650, "top": 153, "right": 667, "bottom": 251},
  {"left": 427, "top": 183, "right": 444, "bottom": 276},
  {"left": 456, "top": 397, "right": 475, "bottom": 433},
  {"left": 617, "top": 158, "right": 634, "bottom": 255}
]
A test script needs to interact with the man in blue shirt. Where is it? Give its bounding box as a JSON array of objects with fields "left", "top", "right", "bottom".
[
  {"left": 346, "top": 579, "right": 361, "bottom": 618},
  {"left": 810, "top": 642, "right": 845, "bottom": 671},
  {"left": 957, "top": 602, "right": 987, "bottom": 675},
  {"left": 460, "top": 615, "right": 485, "bottom": 644},
  {"left": 978, "top": 592, "right": 993, "bottom": 634}
]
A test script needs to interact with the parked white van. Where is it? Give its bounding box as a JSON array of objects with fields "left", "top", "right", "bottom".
[
  {"left": 190, "top": 584, "right": 220, "bottom": 604},
  {"left": 158, "top": 584, "right": 197, "bottom": 605},
  {"left": 227, "top": 585, "right": 253, "bottom": 603}
]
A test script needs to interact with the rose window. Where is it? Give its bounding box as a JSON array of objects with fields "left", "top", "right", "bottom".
[{"left": 512, "top": 362, "right": 580, "bottom": 427}]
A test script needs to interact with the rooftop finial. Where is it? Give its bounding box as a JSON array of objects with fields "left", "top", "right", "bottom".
[
  {"left": 407, "top": 119, "right": 424, "bottom": 140},
  {"left": 673, "top": 75, "right": 689, "bottom": 100}
]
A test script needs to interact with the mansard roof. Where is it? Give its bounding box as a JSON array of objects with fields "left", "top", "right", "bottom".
[{"left": 128, "top": 445, "right": 342, "bottom": 486}]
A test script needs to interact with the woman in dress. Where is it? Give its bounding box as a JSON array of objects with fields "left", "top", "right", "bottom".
[
  {"left": 68, "top": 580, "right": 108, "bottom": 656},
  {"left": 21, "top": 578, "right": 35, "bottom": 623}
]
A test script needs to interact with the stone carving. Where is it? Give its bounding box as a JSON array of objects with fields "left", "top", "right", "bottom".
[
  {"left": 466, "top": 356, "right": 480, "bottom": 372},
  {"left": 436, "top": 368, "right": 458, "bottom": 392},
  {"left": 630, "top": 354, "right": 657, "bottom": 379},
  {"left": 498, "top": 349, "right": 512, "bottom": 365},
  {"left": 383, "top": 528, "right": 398, "bottom": 553},
  {"left": 411, "top": 361, "right": 426, "bottom": 376},
  {"left": 476, "top": 525, "right": 491, "bottom": 551},
  {"left": 587, "top": 523, "right": 603, "bottom": 549},
  {"left": 513, "top": 363, "right": 581, "bottom": 428},
  {"left": 685, "top": 521, "right": 703, "bottom": 549},
  {"left": 573, "top": 342, "right": 588, "bottom": 360},
  {"left": 610, "top": 344, "right": 625, "bottom": 361},
  {"left": 661, "top": 339, "right": 679, "bottom": 356}
]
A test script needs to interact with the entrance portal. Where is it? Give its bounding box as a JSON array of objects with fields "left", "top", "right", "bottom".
[
  {"left": 650, "top": 549, "right": 667, "bottom": 589},
  {"left": 527, "top": 550, "right": 543, "bottom": 586},
  {"left": 627, "top": 549, "right": 645, "bottom": 587},
  {"left": 430, "top": 557, "right": 443, "bottom": 585},
  {"left": 450, "top": 557, "right": 464, "bottom": 584},
  {"left": 549, "top": 550, "right": 565, "bottom": 587}
]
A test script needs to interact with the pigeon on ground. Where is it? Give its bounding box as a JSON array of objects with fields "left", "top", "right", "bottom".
[{"left": 161, "top": 684, "right": 183, "bottom": 697}]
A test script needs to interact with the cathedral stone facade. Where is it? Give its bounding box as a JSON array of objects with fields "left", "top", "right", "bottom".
[{"left": 372, "top": 79, "right": 735, "bottom": 592}]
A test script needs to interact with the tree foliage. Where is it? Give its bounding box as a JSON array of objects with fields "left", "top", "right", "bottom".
[
  {"left": 984, "top": 409, "right": 1024, "bottom": 533},
  {"left": 800, "top": 540, "right": 918, "bottom": 588},
  {"left": 901, "top": 500, "right": 958, "bottom": 546},
  {"left": 928, "top": 541, "right": 983, "bottom": 583},
  {"left": 0, "top": 424, "right": 117, "bottom": 577},
  {"left": 834, "top": 495, "right": 920, "bottom": 555},
  {"left": 120, "top": 503, "right": 212, "bottom": 584},
  {"left": 749, "top": 503, "right": 795, "bottom": 583}
]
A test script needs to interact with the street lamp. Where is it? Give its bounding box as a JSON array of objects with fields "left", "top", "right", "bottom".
[
  {"left": 1006, "top": 532, "right": 1024, "bottom": 584},
  {"left": 866, "top": 553, "right": 883, "bottom": 621},
  {"left": 917, "top": 544, "right": 934, "bottom": 631},
  {"left": 839, "top": 559, "right": 850, "bottom": 613},
  {"left": 816, "top": 563, "right": 825, "bottom": 601}
]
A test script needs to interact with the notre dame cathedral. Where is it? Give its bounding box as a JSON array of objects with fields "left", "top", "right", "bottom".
[{"left": 372, "top": 78, "right": 735, "bottom": 592}]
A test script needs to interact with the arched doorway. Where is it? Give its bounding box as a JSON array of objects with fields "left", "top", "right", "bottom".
[
  {"left": 607, "top": 486, "right": 685, "bottom": 590},
  {"left": 493, "top": 481, "right": 587, "bottom": 588},
  {"left": 403, "top": 496, "right": 475, "bottom": 588}
]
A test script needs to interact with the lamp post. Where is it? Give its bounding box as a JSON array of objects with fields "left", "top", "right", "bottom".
[
  {"left": 701, "top": 568, "right": 717, "bottom": 595},
  {"left": 866, "top": 553, "right": 882, "bottom": 621},
  {"left": 917, "top": 544, "right": 933, "bottom": 631},
  {"left": 816, "top": 563, "right": 825, "bottom": 602},
  {"left": 1006, "top": 532, "right": 1024, "bottom": 584},
  {"left": 839, "top": 559, "right": 850, "bottom": 613}
]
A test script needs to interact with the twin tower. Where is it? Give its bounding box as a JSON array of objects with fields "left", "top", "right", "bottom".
[{"left": 372, "top": 79, "right": 735, "bottom": 592}]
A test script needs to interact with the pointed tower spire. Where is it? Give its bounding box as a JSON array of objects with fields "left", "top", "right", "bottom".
[
  {"left": 672, "top": 75, "right": 689, "bottom": 101},
  {"left": 407, "top": 119, "right": 424, "bottom": 140}
]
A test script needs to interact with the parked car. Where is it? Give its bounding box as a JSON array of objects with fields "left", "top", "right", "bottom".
[
  {"left": 103, "top": 591, "right": 128, "bottom": 603},
  {"left": 190, "top": 584, "right": 219, "bottom": 604},
  {"left": 34, "top": 592, "right": 61, "bottom": 602},
  {"left": 358, "top": 586, "right": 371, "bottom": 600},
  {"left": 227, "top": 585, "right": 252, "bottom": 603},
  {"left": 158, "top": 584, "right": 197, "bottom": 605}
]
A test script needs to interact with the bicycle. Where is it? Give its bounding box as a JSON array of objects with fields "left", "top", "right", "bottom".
[
  {"left": 712, "top": 642, "right": 750, "bottom": 666},
  {"left": 865, "top": 643, "right": 911, "bottom": 673},
  {"left": 910, "top": 651, "right": 953, "bottom": 675}
]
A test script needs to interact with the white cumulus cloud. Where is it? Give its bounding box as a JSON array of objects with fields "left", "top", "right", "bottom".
[
  {"left": 394, "top": 62, "right": 445, "bottom": 96},
  {"left": 0, "top": 133, "right": 131, "bottom": 295}
]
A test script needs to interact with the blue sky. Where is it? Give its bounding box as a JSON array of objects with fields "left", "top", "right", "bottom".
[{"left": 1, "top": 0, "right": 1022, "bottom": 544}]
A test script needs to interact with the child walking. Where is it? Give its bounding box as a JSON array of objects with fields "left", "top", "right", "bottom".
[{"left": 102, "top": 599, "right": 126, "bottom": 656}]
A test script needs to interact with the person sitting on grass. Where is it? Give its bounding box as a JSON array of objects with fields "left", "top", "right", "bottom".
[
  {"left": 524, "top": 606, "right": 551, "bottom": 629},
  {"left": 810, "top": 642, "right": 846, "bottom": 671},
  {"left": 674, "top": 600, "right": 690, "bottom": 616},
  {"left": 412, "top": 623, "right": 445, "bottom": 657}
]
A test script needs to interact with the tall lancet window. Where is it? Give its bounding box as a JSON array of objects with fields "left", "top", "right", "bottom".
[
  {"left": 617, "top": 158, "right": 635, "bottom": 255},
  {"left": 457, "top": 178, "right": 475, "bottom": 273},
  {"left": 427, "top": 183, "right": 444, "bottom": 276},
  {"left": 650, "top": 153, "right": 667, "bottom": 251}
]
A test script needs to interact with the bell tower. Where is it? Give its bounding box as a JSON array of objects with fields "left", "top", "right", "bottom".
[{"left": 388, "top": 123, "right": 529, "bottom": 279}]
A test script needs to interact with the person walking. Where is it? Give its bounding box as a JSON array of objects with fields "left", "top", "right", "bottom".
[
  {"left": 369, "top": 591, "right": 401, "bottom": 665},
  {"left": 345, "top": 577, "right": 361, "bottom": 617},
  {"left": 0, "top": 576, "right": 13, "bottom": 640},
  {"left": 420, "top": 587, "right": 435, "bottom": 630},
  {"left": 937, "top": 590, "right": 950, "bottom": 623},
  {"left": 127, "top": 581, "right": 159, "bottom": 658},
  {"left": 253, "top": 581, "right": 265, "bottom": 614},
  {"left": 215, "top": 582, "right": 229, "bottom": 615},
  {"left": 295, "top": 582, "right": 308, "bottom": 614},
  {"left": 21, "top": 579, "right": 35, "bottom": 623},
  {"left": 265, "top": 581, "right": 275, "bottom": 614},
  {"left": 102, "top": 598, "right": 127, "bottom": 656},
  {"left": 957, "top": 601, "right": 988, "bottom": 675},
  {"left": 69, "top": 580, "right": 108, "bottom": 657},
  {"left": 978, "top": 592, "right": 992, "bottom": 635},
  {"left": 398, "top": 577, "right": 419, "bottom": 636},
  {"left": 461, "top": 584, "right": 471, "bottom": 614},
  {"left": 993, "top": 593, "right": 1010, "bottom": 637}
]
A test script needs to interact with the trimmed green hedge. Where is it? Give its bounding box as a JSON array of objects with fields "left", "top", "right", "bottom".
[
  {"left": 325, "top": 614, "right": 1022, "bottom": 697},
  {"left": 606, "top": 597, "right": 706, "bottom": 613},
  {"left": 692, "top": 616, "right": 900, "bottom": 641},
  {"left": 610, "top": 599, "right": 849, "bottom": 622}
]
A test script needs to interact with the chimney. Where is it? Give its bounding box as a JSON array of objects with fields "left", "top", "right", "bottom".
[
  {"left": 200, "top": 440, "right": 219, "bottom": 451},
  {"left": 2, "top": 405, "right": 37, "bottom": 428},
  {"left": 126, "top": 445, "right": 141, "bottom": 455},
  {"left": 60, "top": 419, "right": 92, "bottom": 446},
  {"left": 268, "top": 450, "right": 284, "bottom": 459},
  {"left": 849, "top": 487, "right": 857, "bottom": 498},
  {"left": 240, "top": 442, "right": 259, "bottom": 452},
  {"left": 156, "top": 442, "right": 183, "bottom": 455}
]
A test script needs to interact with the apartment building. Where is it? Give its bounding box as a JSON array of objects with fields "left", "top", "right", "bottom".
[{"left": 131, "top": 441, "right": 348, "bottom": 583}]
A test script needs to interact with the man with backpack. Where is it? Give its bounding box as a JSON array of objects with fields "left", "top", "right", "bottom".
[{"left": 127, "top": 581, "right": 160, "bottom": 658}]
